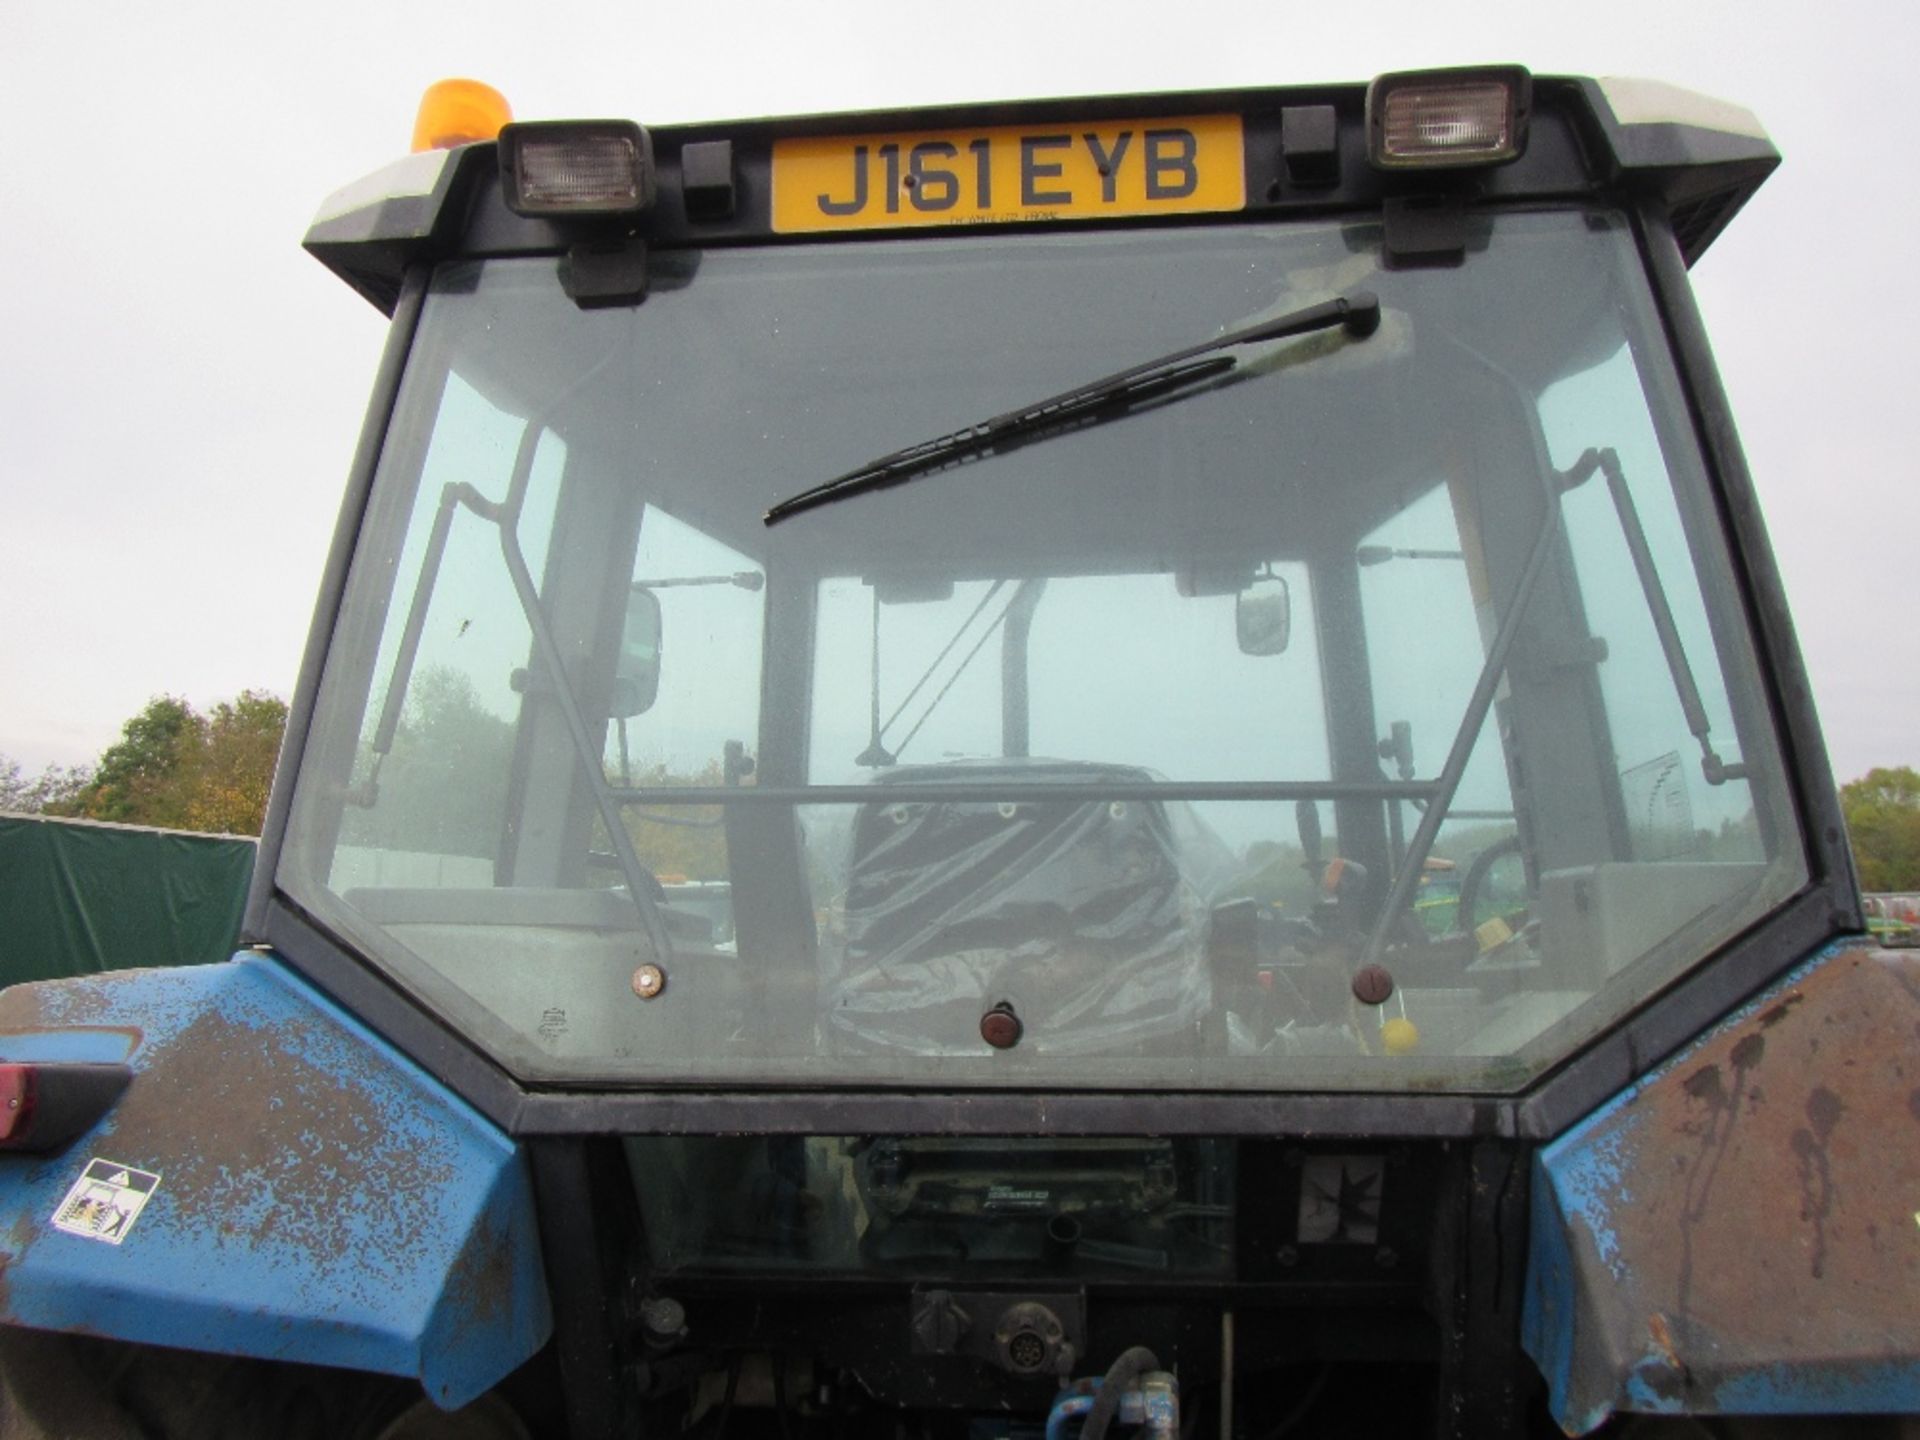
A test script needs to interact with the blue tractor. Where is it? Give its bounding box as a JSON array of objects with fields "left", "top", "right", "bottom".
[{"left": 0, "top": 68, "right": 1908, "bottom": 1439}]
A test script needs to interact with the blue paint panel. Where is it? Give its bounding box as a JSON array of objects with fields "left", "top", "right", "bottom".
[
  {"left": 0, "top": 1028, "right": 139, "bottom": 1065},
  {"left": 1716, "top": 1361, "right": 1920, "bottom": 1415},
  {"left": 0, "top": 955, "right": 551, "bottom": 1409},
  {"left": 1524, "top": 939, "right": 1920, "bottom": 1433},
  {"left": 1519, "top": 1165, "right": 1578, "bottom": 1425}
]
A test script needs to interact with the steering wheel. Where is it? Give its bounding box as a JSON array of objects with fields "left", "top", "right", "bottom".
[{"left": 1456, "top": 834, "right": 1526, "bottom": 948}]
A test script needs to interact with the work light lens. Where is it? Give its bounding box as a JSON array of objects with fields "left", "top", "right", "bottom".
[
  {"left": 1385, "top": 84, "right": 1508, "bottom": 153},
  {"left": 1368, "top": 69, "right": 1530, "bottom": 168},
  {"left": 502, "top": 122, "right": 654, "bottom": 216}
]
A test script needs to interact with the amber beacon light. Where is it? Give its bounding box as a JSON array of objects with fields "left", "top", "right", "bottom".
[{"left": 411, "top": 78, "right": 514, "bottom": 153}]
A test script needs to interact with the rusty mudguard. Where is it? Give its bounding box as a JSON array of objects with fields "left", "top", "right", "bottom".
[
  {"left": 0, "top": 954, "right": 550, "bottom": 1410},
  {"left": 1524, "top": 939, "right": 1920, "bottom": 1432}
]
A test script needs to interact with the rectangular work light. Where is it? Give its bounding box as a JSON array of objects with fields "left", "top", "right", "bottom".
[
  {"left": 1367, "top": 67, "right": 1531, "bottom": 169},
  {"left": 499, "top": 120, "right": 656, "bottom": 218}
]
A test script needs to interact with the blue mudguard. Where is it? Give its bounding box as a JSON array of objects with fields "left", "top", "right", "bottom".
[
  {"left": 0, "top": 954, "right": 550, "bottom": 1410},
  {"left": 1524, "top": 939, "right": 1920, "bottom": 1433}
]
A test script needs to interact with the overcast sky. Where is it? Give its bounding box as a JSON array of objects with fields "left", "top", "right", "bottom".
[{"left": 1, "top": 0, "right": 1912, "bottom": 787}]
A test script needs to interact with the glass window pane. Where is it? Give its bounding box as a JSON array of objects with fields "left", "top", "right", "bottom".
[{"left": 282, "top": 212, "right": 1806, "bottom": 1091}]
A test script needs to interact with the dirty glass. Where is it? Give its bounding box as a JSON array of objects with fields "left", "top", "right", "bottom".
[
  {"left": 281, "top": 209, "right": 1806, "bottom": 1090},
  {"left": 626, "top": 1135, "right": 1235, "bottom": 1279}
]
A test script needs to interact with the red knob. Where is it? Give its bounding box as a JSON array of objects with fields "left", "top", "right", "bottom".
[
  {"left": 1351, "top": 964, "right": 1395, "bottom": 1005},
  {"left": 981, "top": 1003, "right": 1023, "bottom": 1050}
]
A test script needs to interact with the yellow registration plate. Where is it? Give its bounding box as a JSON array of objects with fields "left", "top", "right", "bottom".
[{"left": 771, "top": 114, "right": 1245, "bottom": 234}]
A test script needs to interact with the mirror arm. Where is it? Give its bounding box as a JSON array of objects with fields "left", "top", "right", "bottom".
[{"left": 496, "top": 516, "right": 676, "bottom": 963}]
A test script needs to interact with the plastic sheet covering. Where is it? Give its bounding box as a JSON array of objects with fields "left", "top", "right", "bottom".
[
  {"left": 0, "top": 814, "right": 254, "bottom": 986},
  {"left": 821, "top": 762, "right": 1236, "bottom": 1056}
]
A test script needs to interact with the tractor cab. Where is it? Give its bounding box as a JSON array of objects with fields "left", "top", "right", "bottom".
[
  {"left": 0, "top": 68, "right": 1894, "bottom": 1440},
  {"left": 284, "top": 77, "right": 1804, "bottom": 1104}
]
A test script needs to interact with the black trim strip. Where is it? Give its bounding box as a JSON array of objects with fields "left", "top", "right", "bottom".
[
  {"left": 1517, "top": 891, "right": 1843, "bottom": 1138},
  {"left": 1513, "top": 204, "right": 1859, "bottom": 1136},
  {"left": 261, "top": 899, "right": 528, "bottom": 1132},
  {"left": 245, "top": 268, "right": 433, "bottom": 939},
  {"left": 1632, "top": 202, "right": 1859, "bottom": 912},
  {"left": 526, "top": 1138, "right": 632, "bottom": 1438}
]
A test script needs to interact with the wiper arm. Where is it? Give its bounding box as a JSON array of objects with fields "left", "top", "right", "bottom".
[{"left": 764, "top": 290, "right": 1380, "bottom": 526}]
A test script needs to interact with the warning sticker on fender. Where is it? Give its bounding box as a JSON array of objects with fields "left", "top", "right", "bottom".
[{"left": 51, "top": 1158, "right": 160, "bottom": 1245}]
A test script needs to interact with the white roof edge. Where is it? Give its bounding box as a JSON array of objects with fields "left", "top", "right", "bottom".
[
  {"left": 1596, "top": 78, "right": 1769, "bottom": 142},
  {"left": 311, "top": 148, "right": 455, "bottom": 227}
]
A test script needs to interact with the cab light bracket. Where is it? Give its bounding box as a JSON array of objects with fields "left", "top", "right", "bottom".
[
  {"left": 562, "top": 240, "right": 650, "bottom": 309},
  {"left": 1382, "top": 196, "right": 1468, "bottom": 267}
]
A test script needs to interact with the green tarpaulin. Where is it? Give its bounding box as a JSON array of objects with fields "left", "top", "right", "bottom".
[{"left": 0, "top": 813, "right": 255, "bottom": 987}]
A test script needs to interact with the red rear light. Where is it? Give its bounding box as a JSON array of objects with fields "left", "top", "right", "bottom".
[
  {"left": 0, "top": 1065, "right": 37, "bottom": 1145},
  {"left": 0, "top": 1062, "right": 130, "bottom": 1153}
]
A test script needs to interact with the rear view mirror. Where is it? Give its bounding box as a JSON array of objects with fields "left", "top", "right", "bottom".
[
  {"left": 1235, "top": 576, "right": 1291, "bottom": 656},
  {"left": 611, "top": 586, "right": 663, "bottom": 719}
]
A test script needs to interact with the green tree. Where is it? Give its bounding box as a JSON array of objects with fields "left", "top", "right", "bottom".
[
  {"left": 1840, "top": 766, "right": 1920, "bottom": 892},
  {"left": 57, "top": 692, "right": 287, "bottom": 835},
  {"left": 341, "top": 667, "right": 515, "bottom": 857},
  {"left": 66, "top": 696, "right": 205, "bottom": 827},
  {"left": 0, "top": 755, "right": 92, "bottom": 814},
  {"left": 184, "top": 691, "right": 289, "bottom": 835},
  {"left": 621, "top": 758, "right": 730, "bottom": 882}
]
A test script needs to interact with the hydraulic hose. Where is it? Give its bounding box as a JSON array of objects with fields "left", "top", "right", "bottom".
[
  {"left": 1047, "top": 1395, "right": 1097, "bottom": 1440},
  {"left": 1080, "top": 1347, "right": 1162, "bottom": 1440}
]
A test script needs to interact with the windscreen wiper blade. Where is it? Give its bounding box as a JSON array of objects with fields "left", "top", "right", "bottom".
[{"left": 764, "top": 290, "right": 1380, "bottom": 526}]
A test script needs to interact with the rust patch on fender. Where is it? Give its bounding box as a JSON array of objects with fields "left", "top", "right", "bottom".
[
  {"left": 1573, "top": 948, "right": 1920, "bottom": 1392},
  {"left": 440, "top": 1209, "right": 516, "bottom": 1353},
  {"left": 100, "top": 1006, "right": 463, "bottom": 1312},
  {"left": 1647, "top": 1311, "right": 1682, "bottom": 1372},
  {"left": 0, "top": 978, "right": 117, "bottom": 1030}
]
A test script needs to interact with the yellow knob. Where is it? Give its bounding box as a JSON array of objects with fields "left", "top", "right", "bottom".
[{"left": 1381, "top": 1017, "right": 1420, "bottom": 1055}]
